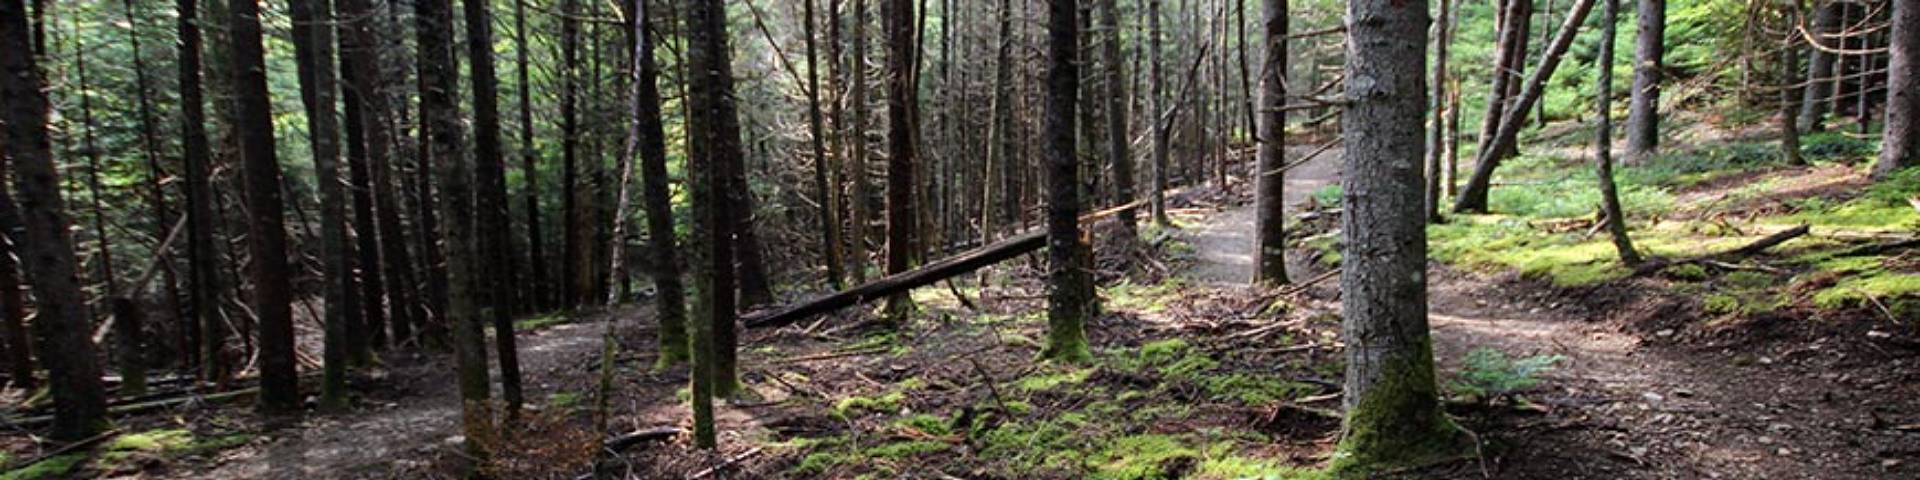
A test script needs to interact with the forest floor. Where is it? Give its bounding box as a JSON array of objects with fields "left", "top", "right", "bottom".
[{"left": 4, "top": 118, "right": 1918, "bottom": 479}]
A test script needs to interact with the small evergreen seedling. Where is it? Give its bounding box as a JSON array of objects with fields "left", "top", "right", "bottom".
[{"left": 1451, "top": 347, "right": 1565, "bottom": 403}]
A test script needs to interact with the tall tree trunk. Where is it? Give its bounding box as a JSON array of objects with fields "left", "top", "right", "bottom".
[
  {"left": 560, "top": 0, "right": 582, "bottom": 307},
  {"left": 1625, "top": 0, "right": 1665, "bottom": 159},
  {"left": 1779, "top": 5, "right": 1805, "bottom": 167},
  {"left": 1596, "top": 0, "right": 1642, "bottom": 265},
  {"left": 1876, "top": 0, "right": 1918, "bottom": 179},
  {"left": 1425, "top": 0, "right": 1451, "bottom": 223},
  {"left": 73, "top": 27, "right": 117, "bottom": 310},
  {"left": 417, "top": 0, "right": 494, "bottom": 460},
  {"left": 337, "top": 0, "right": 386, "bottom": 358},
  {"left": 1253, "top": 0, "right": 1289, "bottom": 285},
  {"left": 1148, "top": 0, "right": 1171, "bottom": 226},
  {"left": 1475, "top": 0, "right": 1532, "bottom": 164},
  {"left": 0, "top": 178, "right": 30, "bottom": 388},
  {"left": 515, "top": 0, "right": 545, "bottom": 312},
  {"left": 685, "top": 0, "right": 744, "bottom": 417},
  {"left": 463, "top": 0, "right": 522, "bottom": 417},
  {"left": 1798, "top": 0, "right": 1840, "bottom": 131},
  {"left": 343, "top": 0, "right": 419, "bottom": 348},
  {"left": 882, "top": 0, "right": 919, "bottom": 321},
  {"left": 1333, "top": 0, "right": 1461, "bottom": 471},
  {"left": 228, "top": 0, "right": 301, "bottom": 414},
  {"left": 987, "top": 0, "right": 1017, "bottom": 237},
  {"left": 176, "top": 0, "right": 229, "bottom": 383},
  {"left": 288, "top": 0, "right": 358, "bottom": 410},
  {"left": 1103, "top": 0, "right": 1136, "bottom": 246},
  {"left": 2, "top": 0, "right": 107, "bottom": 439},
  {"left": 849, "top": 0, "right": 872, "bottom": 284},
  {"left": 631, "top": 0, "right": 687, "bottom": 366},
  {"left": 1041, "top": 0, "right": 1092, "bottom": 363},
  {"left": 808, "top": 0, "right": 847, "bottom": 289},
  {"left": 120, "top": 0, "right": 188, "bottom": 376},
  {"left": 1453, "top": 0, "right": 1598, "bottom": 213}
]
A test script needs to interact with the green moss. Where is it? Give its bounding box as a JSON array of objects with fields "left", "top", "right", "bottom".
[
  {"left": 1013, "top": 367, "right": 1092, "bottom": 392},
  {"left": 866, "top": 440, "right": 950, "bottom": 459},
  {"left": 1703, "top": 294, "right": 1741, "bottom": 314},
  {"left": 0, "top": 454, "right": 86, "bottom": 480},
  {"left": 1811, "top": 273, "right": 1920, "bottom": 309},
  {"left": 513, "top": 312, "right": 571, "bottom": 331},
  {"left": 832, "top": 391, "right": 906, "bottom": 418},
  {"left": 1138, "top": 339, "right": 1191, "bottom": 363},
  {"left": 547, "top": 391, "right": 582, "bottom": 410},
  {"left": 792, "top": 450, "right": 850, "bottom": 475},
  {"left": 1088, "top": 434, "right": 1199, "bottom": 480},
  {"left": 890, "top": 414, "right": 951, "bottom": 436},
  {"left": 1662, "top": 263, "right": 1709, "bottom": 280},
  {"left": 1328, "top": 338, "right": 1470, "bottom": 477},
  {"left": 1194, "top": 444, "right": 1326, "bottom": 480},
  {"left": 976, "top": 417, "right": 1085, "bottom": 472},
  {"left": 1200, "top": 374, "right": 1314, "bottom": 405},
  {"left": 107, "top": 429, "right": 195, "bottom": 453},
  {"left": 1105, "top": 279, "right": 1187, "bottom": 314}
]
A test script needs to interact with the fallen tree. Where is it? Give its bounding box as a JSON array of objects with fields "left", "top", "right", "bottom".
[
  {"left": 744, "top": 199, "right": 1148, "bottom": 329},
  {"left": 1633, "top": 224, "right": 1811, "bottom": 275}
]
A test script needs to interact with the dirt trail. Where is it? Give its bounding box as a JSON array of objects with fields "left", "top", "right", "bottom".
[
  {"left": 197, "top": 313, "right": 635, "bottom": 479},
  {"left": 1180, "top": 153, "right": 1903, "bottom": 478}
]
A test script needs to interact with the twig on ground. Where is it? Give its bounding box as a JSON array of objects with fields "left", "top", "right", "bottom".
[{"left": 687, "top": 447, "right": 763, "bottom": 479}]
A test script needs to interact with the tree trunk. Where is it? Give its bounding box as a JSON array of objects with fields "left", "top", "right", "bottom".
[
  {"left": 1876, "top": 0, "right": 1918, "bottom": 179},
  {"left": 850, "top": 0, "right": 872, "bottom": 284},
  {"left": 1625, "top": 0, "right": 1665, "bottom": 159},
  {"left": 631, "top": 0, "right": 687, "bottom": 367},
  {"left": 685, "top": 0, "right": 743, "bottom": 425},
  {"left": 1798, "top": 0, "right": 1840, "bottom": 131},
  {"left": 1425, "top": 0, "right": 1451, "bottom": 223},
  {"left": 807, "top": 0, "right": 848, "bottom": 289},
  {"left": 1, "top": 0, "right": 107, "bottom": 438},
  {"left": 417, "top": 0, "right": 494, "bottom": 460},
  {"left": 1041, "top": 0, "right": 1092, "bottom": 362},
  {"left": 987, "top": 0, "right": 1017, "bottom": 237},
  {"left": 337, "top": 0, "right": 386, "bottom": 358},
  {"left": 228, "top": 0, "right": 301, "bottom": 414},
  {"left": 119, "top": 0, "right": 188, "bottom": 374},
  {"left": 1596, "top": 0, "right": 1643, "bottom": 265},
  {"left": 344, "top": 0, "right": 419, "bottom": 348},
  {"left": 1779, "top": 6, "right": 1805, "bottom": 167},
  {"left": 0, "top": 185, "right": 31, "bottom": 389},
  {"left": 1103, "top": 0, "right": 1136, "bottom": 246},
  {"left": 288, "top": 0, "right": 358, "bottom": 410},
  {"left": 883, "top": 0, "right": 919, "bottom": 321},
  {"left": 463, "top": 0, "right": 522, "bottom": 417},
  {"left": 1148, "top": 0, "right": 1171, "bottom": 226},
  {"left": 1475, "top": 0, "right": 1533, "bottom": 164},
  {"left": 560, "top": 0, "right": 582, "bottom": 307},
  {"left": 175, "top": 0, "right": 229, "bottom": 383},
  {"left": 1453, "top": 0, "right": 1598, "bottom": 213},
  {"left": 1253, "top": 0, "right": 1289, "bottom": 286},
  {"left": 1333, "top": 0, "right": 1461, "bottom": 471},
  {"left": 512, "top": 0, "right": 544, "bottom": 312}
]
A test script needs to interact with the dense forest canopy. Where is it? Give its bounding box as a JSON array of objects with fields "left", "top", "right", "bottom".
[{"left": 0, "top": 0, "right": 1914, "bottom": 477}]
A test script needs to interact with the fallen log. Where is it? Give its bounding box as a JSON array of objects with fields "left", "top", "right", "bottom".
[
  {"left": 1634, "top": 224, "right": 1811, "bottom": 276},
  {"left": 744, "top": 199, "right": 1147, "bottom": 330},
  {"left": 0, "top": 388, "right": 258, "bottom": 429},
  {"left": 603, "top": 426, "right": 683, "bottom": 452}
]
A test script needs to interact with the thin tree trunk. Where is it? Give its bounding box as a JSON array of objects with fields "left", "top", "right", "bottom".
[
  {"left": 288, "top": 0, "right": 357, "bottom": 410},
  {"left": 561, "top": 0, "right": 582, "bottom": 307},
  {"left": 1596, "top": 0, "right": 1643, "bottom": 265},
  {"left": 685, "top": 0, "right": 743, "bottom": 415},
  {"left": 1041, "top": 0, "right": 1092, "bottom": 362},
  {"left": 1253, "top": 0, "right": 1289, "bottom": 285},
  {"left": 1453, "top": 0, "right": 1598, "bottom": 213},
  {"left": 882, "top": 0, "right": 919, "bottom": 321},
  {"left": 1625, "top": 0, "right": 1666, "bottom": 159},
  {"left": 1333, "top": 0, "right": 1461, "bottom": 470},
  {"left": 463, "top": 0, "right": 522, "bottom": 417},
  {"left": 1149, "top": 0, "right": 1171, "bottom": 226},
  {"left": 417, "top": 0, "right": 494, "bottom": 462},
  {"left": 2, "top": 0, "right": 107, "bottom": 439},
  {"left": 72, "top": 26, "right": 117, "bottom": 307},
  {"left": 514, "top": 0, "right": 544, "bottom": 312},
  {"left": 337, "top": 0, "right": 385, "bottom": 358},
  {"left": 850, "top": 0, "right": 872, "bottom": 284},
  {"left": 1476, "top": 0, "right": 1532, "bottom": 163},
  {"left": 1799, "top": 0, "right": 1840, "bottom": 131},
  {"left": 227, "top": 0, "right": 301, "bottom": 414},
  {"left": 0, "top": 181, "right": 31, "bottom": 388},
  {"left": 1425, "top": 0, "right": 1451, "bottom": 223},
  {"left": 632, "top": 0, "right": 687, "bottom": 366},
  {"left": 1779, "top": 4, "right": 1805, "bottom": 167},
  {"left": 807, "top": 0, "right": 848, "bottom": 289},
  {"left": 1102, "top": 0, "right": 1136, "bottom": 246},
  {"left": 119, "top": 0, "right": 188, "bottom": 375},
  {"left": 1875, "top": 0, "right": 1918, "bottom": 178},
  {"left": 176, "top": 0, "right": 229, "bottom": 382},
  {"left": 346, "top": 0, "right": 419, "bottom": 348}
]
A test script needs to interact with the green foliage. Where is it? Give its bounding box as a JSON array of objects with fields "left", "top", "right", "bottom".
[
  {"left": 547, "top": 391, "right": 583, "bottom": 410},
  {"left": 1309, "top": 185, "right": 1343, "bottom": 208},
  {"left": 1104, "top": 279, "right": 1189, "bottom": 314},
  {"left": 1450, "top": 348, "right": 1565, "bottom": 402},
  {"left": 0, "top": 454, "right": 86, "bottom": 480},
  {"left": 1013, "top": 367, "right": 1092, "bottom": 392},
  {"left": 1088, "top": 434, "right": 1198, "bottom": 480},
  {"left": 1800, "top": 131, "right": 1878, "bottom": 162},
  {"left": 514, "top": 312, "right": 571, "bottom": 331},
  {"left": 832, "top": 391, "right": 906, "bottom": 418}
]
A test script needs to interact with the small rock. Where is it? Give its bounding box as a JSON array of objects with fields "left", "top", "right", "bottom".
[
  {"left": 1883, "top": 459, "right": 1903, "bottom": 468},
  {"left": 1776, "top": 447, "right": 1793, "bottom": 456},
  {"left": 1867, "top": 330, "right": 1892, "bottom": 339},
  {"left": 1758, "top": 356, "right": 1775, "bottom": 365},
  {"left": 1642, "top": 392, "right": 1665, "bottom": 403},
  {"left": 1656, "top": 329, "right": 1676, "bottom": 337},
  {"left": 445, "top": 435, "right": 466, "bottom": 446},
  {"left": 1630, "top": 446, "right": 1648, "bottom": 457},
  {"left": 1673, "top": 388, "right": 1695, "bottom": 398},
  {"left": 1758, "top": 436, "right": 1775, "bottom": 445}
]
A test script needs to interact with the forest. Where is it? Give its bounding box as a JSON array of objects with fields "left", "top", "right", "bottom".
[{"left": 0, "top": 0, "right": 1915, "bottom": 477}]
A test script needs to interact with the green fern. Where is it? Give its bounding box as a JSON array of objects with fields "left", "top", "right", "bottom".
[{"left": 1450, "top": 347, "right": 1565, "bottom": 402}]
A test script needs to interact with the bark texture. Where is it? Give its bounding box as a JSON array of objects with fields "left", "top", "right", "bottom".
[
  {"left": 1877, "top": 0, "right": 1918, "bottom": 179},
  {"left": 1596, "top": 0, "right": 1643, "bottom": 265},
  {"left": 1625, "top": 0, "right": 1665, "bottom": 158},
  {"left": 1041, "top": 0, "right": 1091, "bottom": 362},
  {"left": 1253, "top": 0, "right": 1290, "bottom": 286},
  {"left": 229, "top": 0, "right": 301, "bottom": 414}
]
